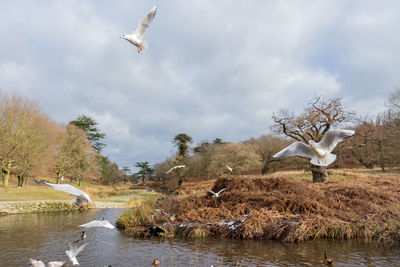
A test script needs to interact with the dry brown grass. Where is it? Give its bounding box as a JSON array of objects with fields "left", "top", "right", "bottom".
[{"left": 159, "top": 173, "right": 400, "bottom": 242}]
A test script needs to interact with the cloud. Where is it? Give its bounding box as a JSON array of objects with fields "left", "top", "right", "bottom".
[{"left": 1, "top": 0, "right": 400, "bottom": 168}]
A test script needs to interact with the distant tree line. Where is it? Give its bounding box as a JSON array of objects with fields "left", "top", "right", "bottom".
[
  {"left": 149, "top": 90, "right": 400, "bottom": 183},
  {"left": 2, "top": 88, "right": 400, "bottom": 187}
]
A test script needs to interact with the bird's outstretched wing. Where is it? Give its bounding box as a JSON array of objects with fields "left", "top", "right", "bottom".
[
  {"left": 273, "top": 142, "right": 314, "bottom": 159},
  {"left": 226, "top": 165, "right": 233, "bottom": 172},
  {"left": 45, "top": 182, "right": 85, "bottom": 197},
  {"left": 67, "top": 241, "right": 87, "bottom": 265},
  {"left": 318, "top": 129, "right": 355, "bottom": 153},
  {"left": 166, "top": 165, "right": 185, "bottom": 174},
  {"left": 204, "top": 189, "right": 216, "bottom": 195},
  {"left": 79, "top": 220, "right": 115, "bottom": 229},
  {"left": 29, "top": 259, "right": 45, "bottom": 267},
  {"left": 75, "top": 242, "right": 87, "bottom": 256},
  {"left": 217, "top": 187, "right": 229, "bottom": 195},
  {"left": 133, "top": 6, "right": 157, "bottom": 39},
  {"left": 68, "top": 241, "right": 87, "bottom": 257}
]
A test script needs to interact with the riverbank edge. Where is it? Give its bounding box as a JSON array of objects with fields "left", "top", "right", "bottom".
[
  {"left": 0, "top": 200, "right": 129, "bottom": 215},
  {"left": 116, "top": 175, "right": 400, "bottom": 243}
]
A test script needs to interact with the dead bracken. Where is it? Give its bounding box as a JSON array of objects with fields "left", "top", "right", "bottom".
[{"left": 118, "top": 175, "right": 400, "bottom": 243}]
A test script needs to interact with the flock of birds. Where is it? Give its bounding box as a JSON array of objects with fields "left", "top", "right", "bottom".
[
  {"left": 28, "top": 182, "right": 115, "bottom": 266},
  {"left": 27, "top": 4, "right": 354, "bottom": 264},
  {"left": 27, "top": 132, "right": 352, "bottom": 265}
]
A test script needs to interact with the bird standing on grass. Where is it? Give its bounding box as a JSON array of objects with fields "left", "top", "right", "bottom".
[
  {"left": 44, "top": 182, "right": 91, "bottom": 207},
  {"left": 273, "top": 129, "right": 355, "bottom": 167},
  {"left": 120, "top": 6, "right": 157, "bottom": 53},
  {"left": 205, "top": 187, "right": 230, "bottom": 198},
  {"left": 323, "top": 251, "right": 334, "bottom": 266}
]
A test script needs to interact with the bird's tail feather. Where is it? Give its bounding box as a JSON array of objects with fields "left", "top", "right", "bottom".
[
  {"left": 140, "top": 40, "right": 148, "bottom": 52},
  {"left": 310, "top": 153, "right": 336, "bottom": 167}
]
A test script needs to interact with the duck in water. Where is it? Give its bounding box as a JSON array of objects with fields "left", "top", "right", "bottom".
[{"left": 323, "top": 251, "right": 334, "bottom": 266}]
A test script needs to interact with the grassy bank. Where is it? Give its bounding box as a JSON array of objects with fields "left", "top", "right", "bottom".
[
  {"left": 0, "top": 178, "right": 161, "bottom": 215},
  {"left": 0, "top": 181, "right": 134, "bottom": 202},
  {"left": 117, "top": 170, "right": 400, "bottom": 243}
]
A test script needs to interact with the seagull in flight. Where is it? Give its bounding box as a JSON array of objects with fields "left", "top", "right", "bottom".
[
  {"left": 205, "top": 187, "right": 230, "bottom": 198},
  {"left": 45, "top": 182, "right": 91, "bottom": 207},
  {"left": 66, "top": 240, "right": 87, "bottom": 266},
  {"left": 226, "top": 165, "right": 233, "bottom": 172},
  {"left": 273, "top": 129, "right": 355, "bottom": 166},
  {"left": 79, "top": 219, "right": 115, "bottom": 229},
  {"left": 166, "top": 165, "right": 186, "bottom": 174},
  {"left": 120, "top": 6, "right": 157, "bottom": 53}
]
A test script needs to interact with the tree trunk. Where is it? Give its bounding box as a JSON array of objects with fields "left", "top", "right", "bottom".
[
  {"left": 310, "top": 164, "right": 328, "bottom": 182},
  {"left": 261, "top": 163, "right": 269, "bottom": 175},
  {"left": 3, "top": 161, "right": 12, "bottom": 188},
  {"left": 56, "top": 173, "right": 61, "bottom": 184},
  {"left": 23, "top": 176, "right": 28, "bottom": 187},
  {"left": 17, "top": 175, "right": 23, "bottom": 187}
]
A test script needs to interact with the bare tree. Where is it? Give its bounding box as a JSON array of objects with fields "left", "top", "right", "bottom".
[
  {"left": 388, "top": 88, "right": 400, "bottom": 112},
  {"left": 0, "top": 91, "right": 49, "bottom": 188},
  {"left": 244, "top": 135, "right": 290, "bottom": 174},
  {"left": 271, "top": 96, "right": 354, "bottom": 182}
]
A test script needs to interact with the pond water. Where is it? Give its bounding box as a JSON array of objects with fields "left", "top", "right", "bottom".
[{"left": 0, "top": 208, "right": 399, "bottom": 266}]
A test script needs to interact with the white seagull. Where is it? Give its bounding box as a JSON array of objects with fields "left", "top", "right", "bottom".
[
  {"left": 48, "top": 262, "right": 66, "bottom": 267},
  {"left": 29, "top": 259, "right": 65, "bottom": 267},
  {"left": 205, "top": 187, "right": 230, "bottom": 198},
  {"left": 120, "top": 6, "right": 157, "bottom": 53},
  {"left": 79, "top": 219, "right": 115, "bottom": 229},
  {"left": 226, "top": 165, "right": 233, "bottom": 172},
  {"left": 66, "top": 240, "right": 87, "bottom": 266},
  {"left": 273, "top": 129, "right": 355, "bottom": 166},
  {"left": 45, "top": 182, "right": 91, "bottom": 207},
  {"left": 165, "top": 165, "right": 186, "bottom": 174}
]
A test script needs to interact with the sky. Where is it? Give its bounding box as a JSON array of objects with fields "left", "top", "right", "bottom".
[{"left": 1, "top": 0, "right": 400, "bottom": 170}]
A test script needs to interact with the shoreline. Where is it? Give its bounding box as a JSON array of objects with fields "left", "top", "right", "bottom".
[
  {"left": 0, "top": 200, "right": 129, "bottom": 215},
  {"left": 117, "top": 174, "right": 400, "bottom": 243}
]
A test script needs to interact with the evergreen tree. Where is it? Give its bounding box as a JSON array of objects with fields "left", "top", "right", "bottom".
[{"left": 70, "top": 115, "right": 106, "bottom": 153}]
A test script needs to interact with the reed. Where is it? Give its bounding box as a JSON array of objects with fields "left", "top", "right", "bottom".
[{"left": 159, "top": 174, "right": 400, "bottom": 242}]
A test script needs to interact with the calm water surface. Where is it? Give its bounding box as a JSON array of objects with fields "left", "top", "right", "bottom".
[{"left": 0, "top": 209, "right": 399, "bottom": 266}]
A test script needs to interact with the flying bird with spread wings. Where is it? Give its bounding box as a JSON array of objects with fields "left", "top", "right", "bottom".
[
  {"left": 45, "top": 182, "right": 91, "bottom": 207},
  {"left": 120, "top": 6, "right": 157, "bottom": 53},
  {"left": 273, "top": 129, "right": 355, "bottom": 166},
  {"left": 165, "top": 165, "right": 186, "bottom": 174},
  {"left": 205, "top": 187, "right": 230, "bottom": 198},
  {"left": 79, "top": 219, "right": 115, "bottom": 229},
  {"left": 66, "top": 240, "right": 87, "bottom": 266},
  {"left": 226, "top": 165, "right": 233, "bottom": 172}
]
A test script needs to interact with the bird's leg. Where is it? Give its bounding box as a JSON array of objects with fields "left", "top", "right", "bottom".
[{"left": 137, "top": 46, "right": 140, "bottom": 53}]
